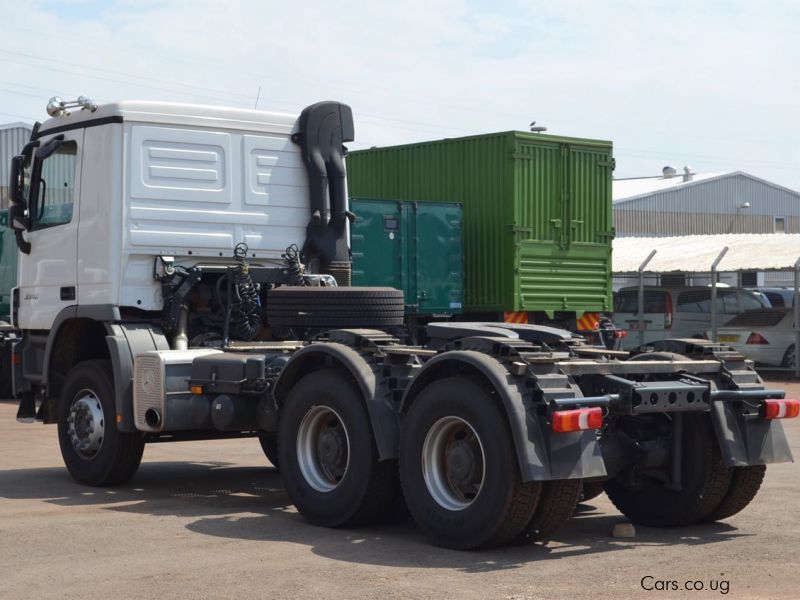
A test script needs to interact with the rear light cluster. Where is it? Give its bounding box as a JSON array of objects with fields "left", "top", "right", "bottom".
[
  {"left": 552, "top": 407, "right": 603, "bottom": 433},
  {"left": 764, "top": 399, "right": 800, "bottom": 420},
  {"left": 746, "top": 332, "right": 770, "bottom": 345}
]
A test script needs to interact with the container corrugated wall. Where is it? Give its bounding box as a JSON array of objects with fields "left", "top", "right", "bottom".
[
  {"left": 347, "top": 131, "right": 613, "bottom": 314},
  {"left": 0, "top": 124, "right": 33, "bottom": 208}
]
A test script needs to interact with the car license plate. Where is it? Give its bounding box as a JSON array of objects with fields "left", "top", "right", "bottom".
[{"left": 718, "top": 334, "right": 739, "bottom": 343}]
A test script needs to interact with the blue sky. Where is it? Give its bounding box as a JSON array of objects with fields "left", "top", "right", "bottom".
[{"left": 2, "top": 0, "right": 799, "bottom": 189}]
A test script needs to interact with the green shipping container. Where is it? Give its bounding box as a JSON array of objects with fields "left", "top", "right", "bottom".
[
  {"left": 350, "top": 198, "right": 464, "bottom": 315},
  {"left": 346, "top": 131, "right": 614, "bottom": 314},
  {"left": 0, "top": 210, "right": 16, "bottom": 319}
]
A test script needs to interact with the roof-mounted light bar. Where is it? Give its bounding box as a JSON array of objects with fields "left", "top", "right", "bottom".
[{"left": 46, "top": 95, "right": 98, "bottom": 117}]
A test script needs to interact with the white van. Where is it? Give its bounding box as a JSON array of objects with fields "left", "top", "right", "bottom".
[{"left": 613, "top": 286, "right": 770, "bottom": 349}]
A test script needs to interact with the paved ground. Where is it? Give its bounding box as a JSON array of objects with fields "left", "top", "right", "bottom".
[{"left": 1, "top": 380, "right": 799, "bottom": 600}]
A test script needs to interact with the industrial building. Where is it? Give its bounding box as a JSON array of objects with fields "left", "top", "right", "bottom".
[
  {"left": 613, "top": 167, "right": 800, "bottom": 288},
  {"left": 0, "top": 122, "right": 33, "bottom": 208}
]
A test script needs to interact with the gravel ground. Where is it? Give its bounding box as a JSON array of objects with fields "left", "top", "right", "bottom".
[{"left": 1, "top": 379, "right": 798, "bottom": 599}]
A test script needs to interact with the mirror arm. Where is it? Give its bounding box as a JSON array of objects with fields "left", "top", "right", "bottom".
[{"left": 15, "top": 231, "right": 31, "bottom": 255}]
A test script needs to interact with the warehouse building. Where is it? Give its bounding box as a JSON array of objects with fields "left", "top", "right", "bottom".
[
  {"left": 613, "top": 166, "right": 800, "bottom": 288},
  {"left": 0, "top": 122, "right": 33, "bottom": 208}
]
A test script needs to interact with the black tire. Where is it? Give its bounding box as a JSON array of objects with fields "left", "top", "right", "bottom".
[
  {"left": 258, "top": 433, "right": 279, "bottom": 470},
  {"left": 399, "top": 377, "right": 541, "bottom": 550},
  {"left": 277, "top": 369, "right": 399, "bottom": 527},
  {"left": 604, "top": 413, "right": 731, "bottom": 527},
  {"left": 517, "top": 479, "right": 582, "bottom": 542},
  {"left": 0, "top": 342, "right": 13, "bottom": 399},
  {"left": 581, "top": 481, "right": 605, "bottom": 502},
  {"left": 705, "top": 465, "right": 766, "bottom": 522},
  {"left": 57, "top": 360, "right": 144, "bottom": 486},
  {"left": 266, "top": 286, "right": 404, "bottom": 328}
]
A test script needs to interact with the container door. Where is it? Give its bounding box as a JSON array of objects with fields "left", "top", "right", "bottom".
[
  {"left": 350, "top": 198, "right": 404, "bottom": 292},
  {"left": 566, "top": 146, "right": 614, "bottom": 246},
  {"left": 412, "top": 202, "right": 464, "bottom": 314}
]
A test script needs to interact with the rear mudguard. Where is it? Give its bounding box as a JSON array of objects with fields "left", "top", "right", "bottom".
[
  {"left": 710, "top": 402, "right": 794, "bottom": 466},
  {"left": 400, "top": 350, "right": 607, "bottom": 482}
]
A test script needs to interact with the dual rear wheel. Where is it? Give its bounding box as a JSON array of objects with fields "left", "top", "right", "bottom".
[{"left": 279, "top": 373, "right": 581, "bottom": 549}]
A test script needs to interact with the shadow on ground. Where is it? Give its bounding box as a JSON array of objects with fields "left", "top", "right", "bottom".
[{"left": 0, "top": 460, "right": 750, "bottom": 573}]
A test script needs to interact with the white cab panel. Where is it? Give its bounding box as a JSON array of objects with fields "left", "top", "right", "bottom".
[
  {"left": 16, "top": 130, "right": 83, "bottom": 329},
  {"left": 122, "top": 121, "right": 310, "bottom": 310}
]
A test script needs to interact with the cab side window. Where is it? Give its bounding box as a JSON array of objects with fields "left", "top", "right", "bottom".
[{"left": 32, "top": 141, "right": 77, "bottom": 230}]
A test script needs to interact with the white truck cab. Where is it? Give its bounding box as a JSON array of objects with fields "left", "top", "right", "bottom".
[{"left": 16, "top": 100, "right": 318, "bottom": 328}]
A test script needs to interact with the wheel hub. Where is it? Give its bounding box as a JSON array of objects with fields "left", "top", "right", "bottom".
[
  {"left": 67, "top": 390, "right": 105, "bottom": 460},
  {"left": 422, "top": 416, "right": 486, "bottom": 511},
  {"left": 296, "top": 405, "right": 351, "bottom": 493},
  {"left": 317, "top": 427, "right": 346, "bottom": 476},
  {"left": 445, "top": 439, "right": 477, "bottom": 484}
]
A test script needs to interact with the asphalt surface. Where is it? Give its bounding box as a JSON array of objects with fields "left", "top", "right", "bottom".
[{"left": 1, "top": 380, "right": 798, "bottom": 599}]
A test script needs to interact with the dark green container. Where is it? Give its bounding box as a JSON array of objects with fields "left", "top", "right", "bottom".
[
  {"left": 350, "top": 198, "right": 463, "bottom": 315},
  {"left": 0, "top": 210, "right": 17, "bottom": 319},
  {"left": 346, "top": 131, "right": 614, "bottom": 314}
]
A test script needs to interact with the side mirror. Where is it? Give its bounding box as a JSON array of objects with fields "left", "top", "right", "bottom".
[
  {"left": 8, "top": 204, "right": 28, "bottom": 232},
  {"left": 8, "top": 155, "right": 27, "bottom": 207},
  {"left": 8, "top": 205, "right": 31, "bottom": 254}
]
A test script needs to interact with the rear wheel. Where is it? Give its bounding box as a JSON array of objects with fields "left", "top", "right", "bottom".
[
  {"left": 57, "top": 360, "right": 144, "bottom": 486},
  {"left": 604, "top": 413, "right": 731, "bottom": 527},
  {"left": 399, "top": 377, "right": 541, "bottom": 550},
  {"left": 580, "top": 481, "right": 605, "bottom": 502},
  {"left": 517, "top": 479, "right": 582, "bottom": 542},
  {"left": 278, "top": 369, "right": 398, "bottom": 527},
  {"left": 705, "top": 465, "right": 766, "bottom": 522}
]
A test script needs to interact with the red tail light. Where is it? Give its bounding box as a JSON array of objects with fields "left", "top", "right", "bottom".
[
  {"left": 664, "top": 293, "right": 673, "bottom": 329},
  {"left": 764, "top": 399, "right": 800, "bottom": 420},
  {"left": 552, "top": 408, "right": 603, "bottom": 433},
  {"left": 614, "top": 330, "right": 628, "bottom": 339},
  {"left": 746, "top": 332, "right": 770, "bottom": 345}
]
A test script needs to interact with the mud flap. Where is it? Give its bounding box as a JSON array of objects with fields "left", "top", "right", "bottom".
[{"left": 710, "top": 402, "right": 794, "bottom": 467}]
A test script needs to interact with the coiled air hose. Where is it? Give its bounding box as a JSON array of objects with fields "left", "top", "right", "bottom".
[{"left": 228, "top": 243, "right": 262, "bottom": 341}]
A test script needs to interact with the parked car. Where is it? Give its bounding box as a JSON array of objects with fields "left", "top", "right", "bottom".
[
  {"left": 613, "top": 286, "right": 770, "bottom": 349},
  {"left": 711, "top": 308, "right": 796, "bottom": 368},
  {"left": 749, "top": 287, "right": 796, "bottom": 309}
]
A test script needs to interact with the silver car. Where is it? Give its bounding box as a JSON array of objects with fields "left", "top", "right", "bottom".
[
  {"left": 712, "top": 309, "right": 796, "bottom": 368},
  {"left": 613, "top": 286, "right": 770, "bottom": 350}
]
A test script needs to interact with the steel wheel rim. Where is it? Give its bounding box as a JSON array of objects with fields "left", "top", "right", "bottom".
[
  {"left": 422, "top": 416, "right": 486, "bottom": 511},
  {"left": 67, "top": 388, "right": 105, "bottom": 460},
  {"left": 296, "top": 405, "right": 350, "bottom": 493}
]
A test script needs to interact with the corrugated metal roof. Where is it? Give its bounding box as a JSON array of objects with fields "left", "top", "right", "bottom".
[
  {"left": 613, "top": 170, "right": 800, "bottom": 205},
  {"left": 0, "top": 122, "right": 32, "bottom": 132},
  {"left": 613, "top": 233, "right": 800, "bottom": 273},
  {"left": 613, "top": 172, "right": 728, "bottom": 203}
]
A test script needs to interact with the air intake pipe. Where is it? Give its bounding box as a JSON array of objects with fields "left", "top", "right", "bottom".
[{"left": 293, "top": 101, "right": 355, "bottom": 285}]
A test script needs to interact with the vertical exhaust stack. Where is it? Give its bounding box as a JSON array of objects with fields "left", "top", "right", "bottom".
[{"left": 293, "top": 101, "right": 355, "bottom": 285}]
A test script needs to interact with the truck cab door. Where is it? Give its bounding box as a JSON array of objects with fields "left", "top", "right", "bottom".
[{"left": 16, "top": 130, "right": 83, "bottom": 329}]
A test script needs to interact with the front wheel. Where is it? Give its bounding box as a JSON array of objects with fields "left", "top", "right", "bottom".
[
  {"left": 57, "top": 360, "right": 144, "bottom": 486},
  {"left": 399, "top": 377, "right": 541, "bottom": 550}
]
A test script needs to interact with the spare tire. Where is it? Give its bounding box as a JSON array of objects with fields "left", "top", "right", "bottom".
[{"left": 266, "top": 286, "right": 405, "bottom": 328}]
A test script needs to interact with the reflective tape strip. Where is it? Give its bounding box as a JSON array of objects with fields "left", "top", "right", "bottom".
[{"left": 504, "top": 311, "right": 528, "bottom": 324}]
